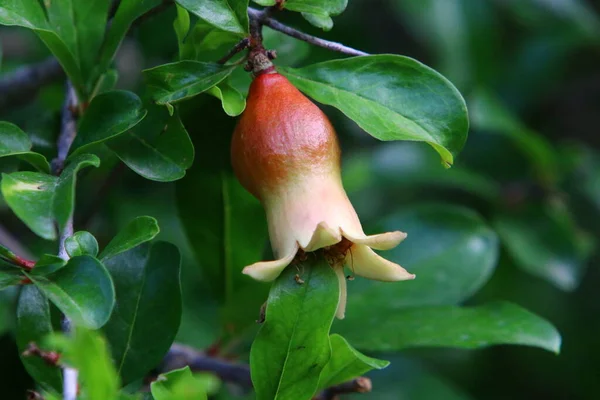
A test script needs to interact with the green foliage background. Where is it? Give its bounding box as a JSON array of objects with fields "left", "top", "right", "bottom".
[{"left": 1, "top": 0, "right": 599, "bottom": 399}]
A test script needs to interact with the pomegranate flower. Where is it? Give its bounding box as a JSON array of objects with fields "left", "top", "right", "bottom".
[{"left": 231, "top": 71, "right": 415, "bottom": 318}]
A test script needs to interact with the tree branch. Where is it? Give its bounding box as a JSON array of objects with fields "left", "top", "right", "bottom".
[
  {"left": 247, "top": 7, "right": 368, "bottom": 57},
  {"left": 0, "top": 58, "right": 64, "bottom": 113},
  {"left": 159, "top": 344, "right": 373, "bottom": 398}
]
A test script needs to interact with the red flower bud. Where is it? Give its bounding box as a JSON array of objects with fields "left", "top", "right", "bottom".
[{"left": 232, "top": 72, "right": 414, "bottom": 318}]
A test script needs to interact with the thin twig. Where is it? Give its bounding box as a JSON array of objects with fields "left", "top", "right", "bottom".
[
  {"left": 0, "top": 58, "right": 64, "bottom": 113},
  {"left": 314, "top": 377, "right": 372, "bottom": 400},
  {"left": 160, "top": 344, "right": 253, "bottom": 388},
  {"left": 247, "top": 7, "right": 368, "bottom": 57},
  {"left": 217, "top": 38, "right": 251, "bottom": 64}
]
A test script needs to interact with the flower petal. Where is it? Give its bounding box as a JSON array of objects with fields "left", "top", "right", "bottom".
[
  {"left": 242, "top": 247, "right": 297, "bottom": 282},
  {"left": 334, "top": 266, "right": 347, "bottom": 319},
  {"left": 346, "top": 244, "right": 415, "bottom": 281},
  {"left": 303, "top": 221, "right": 342, "bottom": 252},
  {"left": 342, "top": 230, "right": 407, "bottom": 250}
]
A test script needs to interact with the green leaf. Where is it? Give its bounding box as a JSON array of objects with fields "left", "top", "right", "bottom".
[
  {"left": 254, "top": 0, "right": 347, "bottom": 29},
  {"left": 280, "top": 55, "right": 469, "bottom": 166},
  {"left": 318, "top": 334, "right": 388, "bottom": 389},
  {"left": 0, "top": 121, "right": 50, "bottom": 172},
  {"left": 30, "top": 254, "right": 68, "bottom": 276},
  {"left": 1, "top": 156, "right": 98, "bottom": 240},
  {"left": 0, "top": 266, "right": 24, "bottom": 290},
  {"left": 176, "top": 0, "right": 249, "bottom": 36},
  {"left": 16, "top": 285, "right": 62, "bottom": 392},
  {"left": 1, "top": 171, "right": 58, "bottom": 240},
  {"left": 44, "top": 0, "right": 110, "bottom": 85},
  {"left": 250, "top": 257, "right": 339, "bottom": 400},
  {"left": 69, "top": 91, "right": 147, "bottom": 157},
  {"left": 107, "top": 105, "right": 194, "bottom": 182},
  {"left": 144, "top": 61, "right": 236, "bottom": 105},
  {"left": 0, "top": 0, "right": 85, "bottom": 94},
  {"left": 99, "top": 216, "right": 160, "bottom": 261},
  {"left": 345, "top": 204, "right": 498, "bottom": 313},
  {"left": 207, "top": 81, "right": 246, "bottom": 116},
  {"left": 103, "top": 242, "right": 182, "bottom": 385},
  {"left": 0, "top": 242, "right": 18, "bottom": 264},
  {"left": 25, "top": 255, "right": 116, "bottom": 329},
  {"left": 151, "top": 367, "right": 208, "bottom": 400},
  {"left": 47, "top": 328, "right": 120, "bottom": 400},
  {"left": 65, "top": 231, "right": 99, "bottom": 257},
  {"left": 337, "top": 302, "right": 561, "bottom": 353},
  {"left": 493, "top": 202, "right": 594, "bottom": 291},
  {"left": 98, "top": 0, "right": 162, "bottom": 76},
  {"left": 53, "top": 154, "right": 101, "bottom": 232}
]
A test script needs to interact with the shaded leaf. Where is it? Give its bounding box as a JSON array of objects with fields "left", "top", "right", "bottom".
[
  {"left": 26, "top": 255, "right": 115, "bottom": 329},
  {"left": 69, "top": 91, "right": 147, "bottom": 156},
  {"left": 99, "top": 216, "right": 160, "bottom": 261},
  {"left": 337, "top": 302, "right": 561, "bottom": 353},
  {"left": 280, "top": 55, "right": 468, "bottom": 166},
  {"left": 108, "top": 105, "right": 194, "bottom": 182},
  {"left": 254, "top": 0, "right": 347, "bottom": 30},
  {"left": 318, "top": 334, "right": 388, "bottom": 389},
  {"left": 0, "top": 121, "right": 50, "bottom": 172},
  {"left": 207, "top": 81, "right": 246, "bottom": 116},
  {"left": 65, "top": 231, "right": 99, "bottom": 257},
  {"left": 250, "top": 257, "right": 339, "bottom": 400},
  {"left": 103, "top": 242, "right": 182, "bottom": 385}
]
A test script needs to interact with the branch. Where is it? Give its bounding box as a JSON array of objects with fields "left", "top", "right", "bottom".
[
  {"left": 159, "top": 344, "right": 373, "bottom": 398},
  {"left": 247, "top": 7, "right": 368, "bottom": 57},
  {"left": 0, "top": 58, "right": 64, "bottom": 113},
  {"left": 314, "top": 377, "right": 372, "bottom": 400}
]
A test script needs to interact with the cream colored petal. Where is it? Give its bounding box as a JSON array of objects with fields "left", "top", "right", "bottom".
[
  {"left": 342, "top": 230, "right": 407, "bottom": 251},
  {"left": 302, "top": 221, "right": 342, "bottom": 252},
  {"left": 346, "top": 244, "right": 415, "bottom": 281},
  {"left": 242, "top": 247, "right": 297, "bottom": 282},
  {"left": 334, "top": 266, "right": 347, "bottom": 320}
]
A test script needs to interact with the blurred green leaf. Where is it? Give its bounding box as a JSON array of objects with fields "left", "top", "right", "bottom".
[
  {"left": 280, "top": 55, "right": 468, "bottom": 167},
  {"left": 254, "top": 0, "right": 347, "bottom": 30},
  {"left": 65, "top": 231, "right": 99, "bottom": 258},
  {"left": 151, "top": 366, "right": 208, "bottom": 400},
  {"left": 343, "top": 142, "right": 500, "bottom": 201},
  {"left": 30, "top": 254, "right": 68, "bottom": 276},
  {"left": 176, "top": 0, "right": 249, "bottom": 36},
  {"left": 48, "top": 328, "right": 120, "bottom": 400},
  {"left": 250, "top": 257, "right": 339, "bottom": 400},
  {"left": 108, "top": 105, "right": 194, "bottom": 182},
  {"left": 99, "top": 216, "right": 160, "bottom": 261},
  {"left": 338, "top": 302, "right": 561, "bottom": 353},
  {"left": 0, "top": 243, "right": 18, "bottom": 264},
  {"left": 103, "top": 242, "right": 182, "bottom": 385},
  {"left": 144, "top": 61, "right": 236, "bottom": 106},
  {"left": 263, "top": 27, "right": 311, "bottom": 67},
  {"left": 318, "top": 334, "right": 389, "bottom": 389},
  {"left": 493, "top": 202, "right": 594, "bottom": 291},
  {"left": 469, "top": 89, "right": 559, "bottom": 185},
  {"left": 69, "top": 91, "right": 147, "bottom": 157},
  {"left": 0, "top": 121, "right": 50, "bottom": 172},
  {"left": 98, "top": 0, "right": 162, "bottom": 75},
  {"left": 25, "top": 255, "right": 115, "bottom": 329},
  {"left": 16, "top": 285, "right": 62, "bottom": 392},
  {"left": 0, "top": 0, "right": 84, "bottom": 94},
  {"left": 344, "top": 204, "right": 498, "bottom": 314},
  {"left": 0, "top": 264, "right": 23, "bottom": 290}
]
